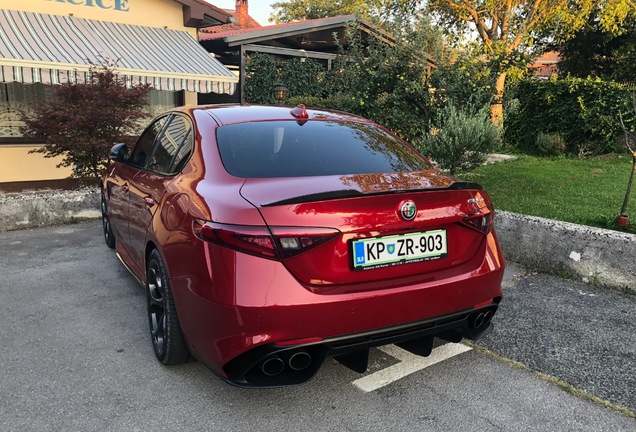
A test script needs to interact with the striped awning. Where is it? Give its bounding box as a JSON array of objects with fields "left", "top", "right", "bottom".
[{"left": 0, "top": 9, "right": 237, "bottom": 94}]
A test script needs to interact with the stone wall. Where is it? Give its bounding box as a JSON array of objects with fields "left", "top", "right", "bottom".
[
  {"left": 495, "top": 211, "right": 636, "bottom": 292},
  {"left": 0, "top": 189, "right": 100, "bottom": 231}
]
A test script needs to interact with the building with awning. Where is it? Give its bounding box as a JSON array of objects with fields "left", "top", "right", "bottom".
[
  {"left": 0, "top": 9, "right": 237, "bottom": 94},
  {"left": 0, "top": 0, "right": 239, "bottom": 189}
]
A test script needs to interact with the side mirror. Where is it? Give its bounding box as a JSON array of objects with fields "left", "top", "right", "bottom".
[{"left": 109, "top": 143, "right": 129, "bottom": 162}]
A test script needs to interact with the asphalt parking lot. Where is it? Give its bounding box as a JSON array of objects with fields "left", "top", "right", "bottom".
[{"left": 1, "top": 222, "right": 635, "bottom": 431}]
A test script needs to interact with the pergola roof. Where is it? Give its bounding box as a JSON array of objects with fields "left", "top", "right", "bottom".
[{"left": 200, "top": 15, "right": 395, "bottom": 53}]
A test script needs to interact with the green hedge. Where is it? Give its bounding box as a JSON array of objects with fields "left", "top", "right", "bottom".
[
  {"left": 244, "top": 53, "right": 326, "bottom": 104},
  {"left": 505, "top": 78, "right": 633, "bottom": 155},
  {"left": 286, "top": 95, "right": 358, "bottom": 113},
  {"left": 244, "top": 53, "right": 277, "bottom": 104}
]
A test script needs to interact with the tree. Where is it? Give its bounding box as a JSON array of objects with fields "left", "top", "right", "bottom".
[
  {"left": 427, "top": 0, "right": 635, "bottom": 124},
  {"left": 22, "top": 66, "right": 151, "bottom": 182},
  {"left": 270, "top": 0, "right": 419, "bottom": 24},
  {"left": 270, "top": 0, "right": 371, "bottom": 22},
  {"left": 616, "top": 95, "right": 636, "bottom": 227},
  {"left": 557, "top": 14, "right": 636, "bottom": 82}
]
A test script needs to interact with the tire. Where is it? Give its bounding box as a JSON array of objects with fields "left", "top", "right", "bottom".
[
  {"left": 101, "top": 193, "right": 115, "bottom": 249},
  {"left": 146, "top": 249, "right": 189, "bottom": 365}
]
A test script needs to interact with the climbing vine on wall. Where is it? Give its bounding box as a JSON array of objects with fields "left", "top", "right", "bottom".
[{"left": 244, "top": 53, "right": 325, "bottom": 103}]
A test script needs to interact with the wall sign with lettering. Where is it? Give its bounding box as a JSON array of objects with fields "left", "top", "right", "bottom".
[{"left": 45, "top": 0, "right": 130, "bottom": 13}]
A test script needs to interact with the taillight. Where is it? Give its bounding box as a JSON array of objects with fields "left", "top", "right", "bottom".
[
  {"left": 193, "top": 220, "right": 276, "bottom": 258},
  {"left": 193, "top": 220, "right": 340, "bottom": 260},
  {"left": 270, "top": 227, "right": 340, "bottom": 259},
  {"left": 462, "top": 205, "right": 495, "bottom": 234}
]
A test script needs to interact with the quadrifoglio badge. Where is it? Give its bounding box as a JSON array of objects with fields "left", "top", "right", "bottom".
[{"left": 400, "top": 200, "right": 417, "bottom": 221}]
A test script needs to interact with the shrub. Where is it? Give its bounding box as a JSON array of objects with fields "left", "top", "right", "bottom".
[
  {"left": 419, "top": 104, "right": 500, "bottom": 175},
  {"left": 535, "top": 132, "right": 567, "bottom": 156},
  {"left": 329, "top": 27, "right": 433, "bottom": 145},
  {"left": 428, "top": 54, "right": 494, "bottom": 118},
  {"left": 505, "top": 77, "right": 633, "bottom": 155},
  {"left": 22, "top": 66, "right": 150, "bottom": 182}
]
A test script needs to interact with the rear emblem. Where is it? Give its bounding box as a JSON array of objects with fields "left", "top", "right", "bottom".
[{"left": 399, "top": 201, "right": 417, "bottom": 221}]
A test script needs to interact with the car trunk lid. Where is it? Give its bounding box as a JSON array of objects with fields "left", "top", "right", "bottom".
[{"left": 240, "top": 172, "right": 492, "bottom": 293}]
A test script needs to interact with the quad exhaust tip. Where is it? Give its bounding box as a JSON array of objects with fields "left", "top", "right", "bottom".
[
  {"left": 261, "top": 357, "right": 285, "bottom": 376},
  {"left": 260, "top": 350, "right": 312, "bottom": 376},
  {"left": 471, "top": 309, "right": 494, "bottom": 330},
  {"left": 288, "top": 351, "right": 312, "bottom": 371}
]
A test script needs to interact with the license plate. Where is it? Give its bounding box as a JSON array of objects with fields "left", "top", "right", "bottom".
[{"left": 352, "top": 230, "right": 447, "bottom": 270}]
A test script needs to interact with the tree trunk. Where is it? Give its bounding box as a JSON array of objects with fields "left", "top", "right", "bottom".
[
  {"left": 490, "top": 71, "right": 507, "bottom": 127},
  {"left": 620, "top": 154, "right": 636, "bottom": 216}
]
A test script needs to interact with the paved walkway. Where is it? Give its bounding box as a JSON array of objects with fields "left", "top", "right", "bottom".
[
  {"left": 0, "top": 222, "right": 634, "bottom": 431},
  {"left": 480, "top": 263, "right": 636, "bottom": 413}
]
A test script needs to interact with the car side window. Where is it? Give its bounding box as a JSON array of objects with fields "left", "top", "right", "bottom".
[
  {"left": 170, "top": 128, "right": 193, "bottom": 173},
  {"left": 129, "top": 116, "right": 169, "bottom": 168},
  {"left": 147, "top": 114, "right": 194, "bottom": 175}
]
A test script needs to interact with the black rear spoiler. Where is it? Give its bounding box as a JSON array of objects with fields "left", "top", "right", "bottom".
[{"left": 262, "top": 181, "right": 483, "bottom": 207}]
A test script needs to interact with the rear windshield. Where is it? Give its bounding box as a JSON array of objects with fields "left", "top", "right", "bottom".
[{"left": 215, "top": 120, "right": 431, "bottom": 178}]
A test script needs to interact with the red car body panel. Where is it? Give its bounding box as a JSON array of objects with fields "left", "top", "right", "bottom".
[{"left": 102, "top": 104, "right": 505, "bottom": 387}]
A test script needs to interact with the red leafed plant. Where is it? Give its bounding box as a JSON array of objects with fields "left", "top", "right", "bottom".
[{"left": 21, "top": 65, "right": 151, "bottom": 183}]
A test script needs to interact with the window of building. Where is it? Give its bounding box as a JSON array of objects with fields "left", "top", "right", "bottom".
[
  {"left": 0, "top": 83, "right": 52, "bottom": 140},
  {"left": 147, "top": 90, "right": 182, "bottom": 118},
  {"left": 0, "top": 84, "right": 182, "bottom": 142}
]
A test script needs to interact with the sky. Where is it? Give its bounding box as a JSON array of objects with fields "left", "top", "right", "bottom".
[{"left": 206, "top": 1, "right": 276, "bottom": 26}]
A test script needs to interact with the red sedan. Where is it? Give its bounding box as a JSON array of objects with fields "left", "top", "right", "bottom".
[{"left": 101, "top": 104, "right": 504, "bottom": 387}]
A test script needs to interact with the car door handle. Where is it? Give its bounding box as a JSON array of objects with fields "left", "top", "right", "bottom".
[{"left": 144, "top": 197, "right": 157, "bottom": 207}]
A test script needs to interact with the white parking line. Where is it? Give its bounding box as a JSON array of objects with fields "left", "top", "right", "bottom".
[{"left": 352, "top": 343, "right": 473, "bottom": 392}]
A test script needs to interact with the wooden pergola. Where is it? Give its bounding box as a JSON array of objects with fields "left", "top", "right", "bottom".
[{"left": 198, "top": 15, "right": 401, "bottom": 104}]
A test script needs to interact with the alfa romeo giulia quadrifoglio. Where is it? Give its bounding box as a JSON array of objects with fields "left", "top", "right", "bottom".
[{"left": 101, "top": 104, "right": 505, "bottom": 388}]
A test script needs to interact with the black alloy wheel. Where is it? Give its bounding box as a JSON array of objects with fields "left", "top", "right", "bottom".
[
  {"left": 101, "top": 194, "right": 115, "bottom": 249},
  {"left": 146, "top": 249, "right": 189, "bottom": 365}
]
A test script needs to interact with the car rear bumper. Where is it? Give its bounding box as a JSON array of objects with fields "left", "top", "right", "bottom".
[
  {"left": 222, "top": 302, "right": 500, "bottom": 387},
  {"left": 171, "top": 232, "right": 504, "bottom": 387}
]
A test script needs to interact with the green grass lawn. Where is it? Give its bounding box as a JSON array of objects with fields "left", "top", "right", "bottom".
[{"left": 461, "top": 154, "right": 636, "bottom": 234}]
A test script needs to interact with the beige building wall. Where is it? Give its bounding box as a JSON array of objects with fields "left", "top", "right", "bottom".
[
  {"left": 0, "top": 145, "right": 73, "bottom": 182},
  {"left": 183, "top": 90, "right": 198, "bottom": 106},
  {"left": 1, "top": 0, "right": 201, "bottom": 183},
  {"left": 17, "top": 0, "right": 195, "bottom": 36}
]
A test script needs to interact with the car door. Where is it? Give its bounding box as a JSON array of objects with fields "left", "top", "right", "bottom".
[
  {"left": 105, "top": 162, "right": 139, "bottom": 251},
  {"left": 127, "top": 114, "right": 194, "bottom": 273},
  {"left": 112, "top": 115, "right": 170, "bottom": 274}
]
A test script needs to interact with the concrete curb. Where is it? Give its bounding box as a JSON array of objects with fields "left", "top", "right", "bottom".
[
  {"left": 0, "top": 188, "right": 100, "bottom": 232},
  {"left": 0, "top": 189, "right": 634, "bottom": 292},
  {"left": 495, "top": 211, "right": 636, "bottom": 292}
]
